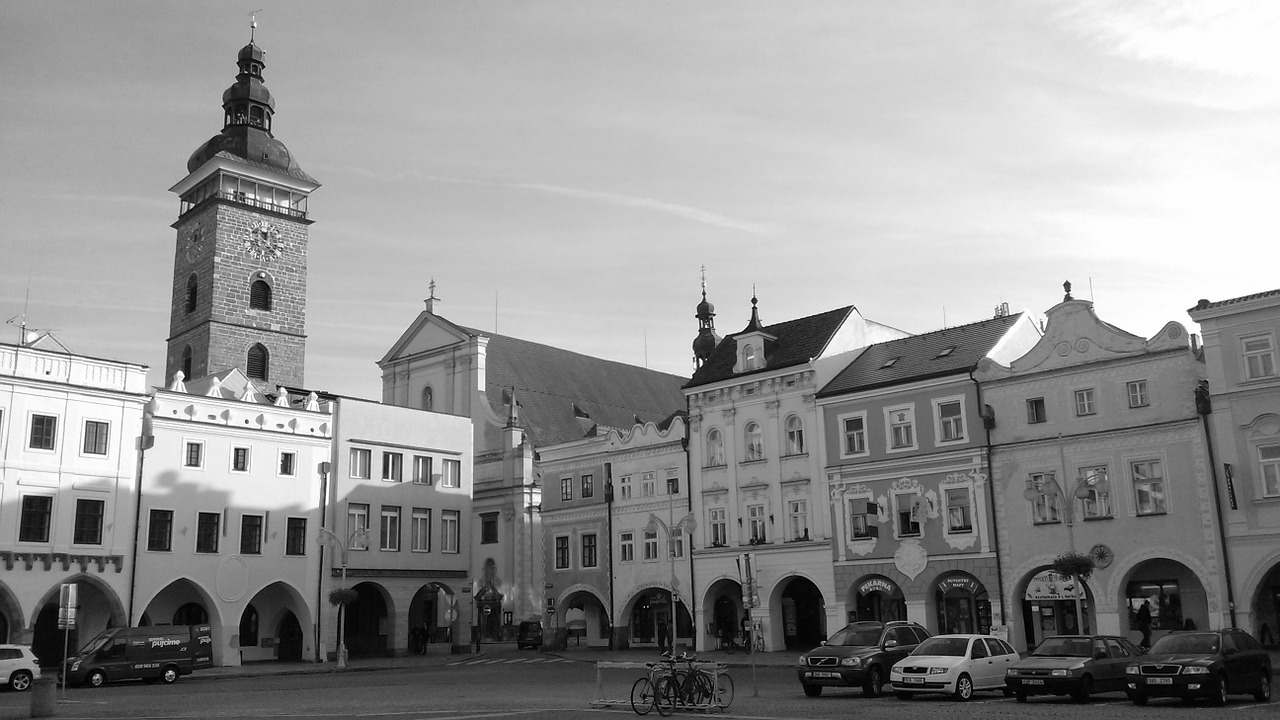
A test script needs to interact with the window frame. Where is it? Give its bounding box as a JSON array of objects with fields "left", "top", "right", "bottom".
[
  {"left": 1026, "top": 397, "right": 1047, "bottom": 424},
  {"left": 704, "top": 428, "right": 725, "bottom": 467},
  {"left": 379, "top": 505, "right": 401, "bottom": 551},
  {"left": 1076, "top": 464, "right": 1113, "bottom": 519},
  {"left": 147, "top": 508, "right": 174, "bottom": 552},
  {"left": 18, "top": 495, "right": 54, "bottom": 543},
  {"left": 555, "top": 535, "right": 571, "bottom": 569},
  {"left": 747, "top": 504, "right": 768, "bottom": 543},
  {"left": 440, "top": 509, "right": 460, "bottom": 553},
  {"left": 411, "top": 508, "right": 432, "bottom": 552},
  {"left": 642, "top": 530, "right": 660, "bottom": 561},
  {"left": 28, "top": 413, "right": 58, "bottom": 451},
  {"left": 784, "top": 414, "right": 805, "bottom": 455},
  {"left": 1126, "top": 380, "right": 1149, "bottom": 409},
  {"left": 72, "top": 498, "right": 106, "bottom": 545},
  {"left": 347, "top": 503, "right": 370, "bottom": 550},
  {"left": 1131, "top": 459, "right": 1168, "bottom": 516},
  {"left": 944, "top": 486, "right": 973, "bottom": 534},
  {"left": 381, "top": 451, "right": 403, "bottom": 482},
  {"left": 933, "top": 397, "right": 966, "bottom": 445},
  {"left": 412, "top": 455, "right": 433, "bottom": 485},
  {"left": 231, "top": 446, "right": 251, "bottom": 473},
  {"left": 1028, "top": 472, "right": 1062, "bottom": 524},
  {"left": 787, "top": 499, "right": 808, "bottom": 541},
  {"left": 708, "top": 507, "right": 727, "bottom": 547},
  {"left": 240, "top": 514, "right": 264, "bottom": 555},
  {"left": 894, "top": 492, "right": 921, "bottom": 538},
  {"left": 743, "top": 422, "right": 764, "bottom": 462},
  {"left": 1073, "top": 388, "right": 1097, "bottom": 417},
  {"left": 82, "top": 419, "right": 110, "bottom": 456},
  {"left": 618, "top": 474, "right": 632, "bottom": 500},
  {"left": 560, "top": 476, "right": 572, "bottom": 502},
  {"left": 581, "top": 473, "right": 595, "bottom": 499},
  {"left": 641, "top": 472, "right": 656, "bottom": 498},
  {"left": 846, "top": 494, "right": 874, "bottom": 540},
  {"left": 620, "top": 531, "right": 635, "bottom": 562},
  {"left": 1242, "top": 332, "right": 1278, "bottom": 381},
  {"left": 349, "top": 447, "right": 372, "bottom": 479},
  {"left": 183, "top": 440, "right": 204, "bottom": 469},
  {"left": 480, "top": 512, "right": 499, "bottom": 544},
  {"left": 195, "top": 511, "right": 221, "bottom": 553},
  {"left": 1259, "top": 443, "right": 1280, "bottom": 498},
  {"left": 838, "top": 412, "right": 868, "bottom": 458},
  {"left": 884, "top": 404, "right": 917, "bottom": 452},
  {"left": 285, "top": 517, "right": 307, "bottom": 556},
  {"left": 278, "top": 450, "right": 296, "bottom": 477},
  {"left": 440, "top": 458, "right": 461, "bottom": 488}
]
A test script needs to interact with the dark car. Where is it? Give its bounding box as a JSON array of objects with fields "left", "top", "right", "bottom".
[
  {"left": 1125, "top": 628, "right": 1272, "bottom": 706},
  {"left": 1005, "top": 634, "right": 1142, "bottom": 702},
  {"left": 797, "top": 620, "right": 929, "bottom": 697},
  {"left": 516, "top": 621, "right": 543, "bottom": 650}
]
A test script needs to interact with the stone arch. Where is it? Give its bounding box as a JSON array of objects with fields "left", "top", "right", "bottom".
[
  {"left": 768, "top": 573, "right": 826, "bottom": 650},
  {"left": 1104, "top": 545, "right": 1220, "bottom": 619},
  {"left": 240, "top": 580, "right": 311, "bottom": 662},
  {"left": 0, "top": 581, "right": 24, "bottom": 643},
  {"left": 137, "top": 577, "right": 224, "bottom": 629},
  {"left": 407, "top": 581, "right": 459, "bottom": 651},
  {"left": 622, "top": 582, "right": 692, "bottom": 649},
  {"left": 554, "top": 584, "right": 610, "bottom": 648},
  {"left": 344, "top": 581, "right": 394, "bottom": 659},
  {"left": 700, "top": 575, "right": 745, "bottom": 651},
  {"left": 31, "top": 574, "right": 128, "bottom": 666}
]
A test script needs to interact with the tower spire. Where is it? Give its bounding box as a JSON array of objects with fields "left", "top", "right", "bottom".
[
  {"left": 249, "top": 9, "right": 262, "bottom": 43},
  {"left": 692, "top": 265, "right": 720, "bottom": 368}
]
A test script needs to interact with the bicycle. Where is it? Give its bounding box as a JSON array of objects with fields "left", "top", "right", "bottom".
[
  {"left": 653, "top": 652, "right": 734, "bottom": 713},
  {"left": 715, "top": 631, "right": 737, "bottom": 655},
  {"left": 631, "top": 653, "right": 680, "bottom": 716}
]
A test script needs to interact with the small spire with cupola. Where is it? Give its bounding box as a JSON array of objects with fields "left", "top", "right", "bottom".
[{"left": 692, "top": 265, "right": 721, "bottom": 368}]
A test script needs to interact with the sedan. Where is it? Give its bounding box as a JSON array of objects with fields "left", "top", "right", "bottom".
[
  {"left": 1005, "top": 635, "right": 1143, "bottom": 702},
  {"left": 1125, "top": 628, "right": 1272, "bottom": 706},
  {"left": 891, "top": 634, "right": 1020, "bottom": 701},
  {"left": 0, "top": 645, "right": 41, "bottom": 692}
]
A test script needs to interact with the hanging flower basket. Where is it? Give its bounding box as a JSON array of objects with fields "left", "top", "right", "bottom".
[
  {"left": 329, "top": 588, "right": 358, "bottom": 607},
  {"left": 1052, "top": 551, "right": 1096, "bottom": 582}
]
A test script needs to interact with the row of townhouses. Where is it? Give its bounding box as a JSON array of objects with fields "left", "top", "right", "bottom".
[{"left": 3, "top": 38, "right": 1278, "bottom": 669}]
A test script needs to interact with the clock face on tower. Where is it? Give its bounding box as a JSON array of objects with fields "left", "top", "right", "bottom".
[{"left": 245, "top": 219, "right": 284, "bottom": 261}]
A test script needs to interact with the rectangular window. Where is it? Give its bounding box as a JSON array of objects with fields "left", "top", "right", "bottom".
[
  {"left": 382, "top": 452, "right": 403, "bottom": 482},
  {"left": 848, "top": 499, "right": 873, "bottom": 539},
  {"left": 560, "top": 477, "right": 572, "bottom": 502},
  {"left": 895, "top": 493, "right": 921, "bottom": 537},
  {"left": 232, "top": 446, "right": 250, "bottom": 472},
  {"left": 1260, "top": 445, "right": 1280, "bottom": 498},
  {"left": 279, "top": 451, "right": 296, "bottom": 476},
  {"left": 620, "top": 531, "right": 635, "bottom": 562},
  {"left": 240, "top": 514, "right": 263, "bottom": 554},
  {"left": 440, "top": 459, "right": 461, "bottom": 488},
  {"left": 671, "top": 527, "right": 685, "bottom": 558},
  {"left": 29, "top": 414, "right": 57, "bottom": 450},
  {"left": 1243, "top": 334, "right": 1277, "bottom": 380},
  {"left": 787, "top": 499, "right": 808, "bottom": 541},
  {"left": 18, "top": 496, "right": 53, "bottom": 543},
  {"left": 841, "top": 414, "right": 867, "bottom": 456},
  {"left": 666, "top": 470, "right": 680, "bottom": 496},
  {"left": 285, "top": 517, "right": 307, "bottom": 556},
  {"left": 73, "top": 499, "right": 106, "bottom": 545},
  {"left": 748, "top": 504, "right": 768, "bottom": 543},
  {"left": 412, "top": 455, "right": 433, "bottom": 484},
  {"left": 619, "top": 475, "right": 632, "bottom": 500},
  {"left": 708, "top": 508, "right": 727, "bottom": 547},
  {"left": 184, "top": 441, "right": 203, "bottom": 468},
  {"left": 1077, "top": 465, "right": 1112, "bottom": 518},
  {"left": 1027, "top": 397, "right": 1047, "bottom": 424},
  {"left": 886, "top": 406, "right": 915, "bottom": 450},
  {"left": 581, "top": 473, "right": 595, "bottom": 499},
  {"left": 1074, "top": 388, "right": 1096, "bottom": 416},
  {"left": 555, "top": 536, "right": 570, "bottom": 569},
  {"left": 1126, "top": 380, "right": 1149, "bottom": 408},
  {"left": 196, "top": 512, "right": 220, "bottom": 553},
  {"left": 348, "top": 503, "right": 369, "bottom": 549},
  {"left": 641, "top": 472, "right": 656, "bottom": 497},
  {"left": 937, "top": 400, "right": 964, "bottom": 442},
  {"left": 642, "top": 530, "right": 659, "bottom": 560},
  {"left": 945, "top": 488, "right": 972, "bottom": 532},
  {"left": 380, "top": 506, "right": 400, "bottom": 551},
  {"left": 1029, "top": 472, "right": 1061, "bottom": 523},
  {"left": 82, "top": 420, "right": 110, "bottom": 455},
  {"left": 581, "top": 533, "right": 598, "bottom": 567},
  {"left": 411, "top": 508, "right": 432, "bottom": 552},
  {"left": 480, "top": 513, "right": 499, "bottom": 544},
  {"left": 148, "top": 509, "right": 174, "bottom": 551},
  {"left": 441, "top": 510, "right": 460, "bottom": 553},
  {"left": 350, "top": 448, "right": 371, "bottom": 479},
  {"left": 1131, "top": 460, "right": 1167, "bottom": 516}
]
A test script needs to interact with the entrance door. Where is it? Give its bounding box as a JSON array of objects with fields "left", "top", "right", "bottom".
[{"left": 277, "top": 611, "right": 303, "bottom": 662}]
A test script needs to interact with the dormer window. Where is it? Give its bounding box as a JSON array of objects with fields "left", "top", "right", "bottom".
[
  {"left": 880, "top": 357, "right": 900, "bottom": 369},
  {"left": 934, "top": 346, "right": 956, "bottom": 358},
  {"left": 743, "top": 343, "right": 757, "bottom": 370}
]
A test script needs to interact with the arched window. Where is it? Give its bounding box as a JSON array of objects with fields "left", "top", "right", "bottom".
[
  {"left": 185, "top": 274, "right": 198, "bottom": 313},
  {"left": 249, "top": 106, "right": 264, "bottom": 127},
  {"left": 705, "top": 428, "right": 725, "bottom": 467},
  {"left": 249, "top": 280, "right": 272, "bottom": 311},
  {"left": 239, "top": 604, "right": 259, "bottom": 647},
  {"left": 785, "top": 415, "right": 805, "bottom": 455},
  {"left": 744, "top": 422, "right": 764, "bottom": 462},
  {"left": 421, "top": 386, "right": 434, "bottom": 412},
  {"left": 181, "top": 345, "right": 193, "bottom": 379},
  {"left": 247, "top": 343, "right": 269, "bottom": 380},
  {"left": 743, "top": 343, "right": 757, "bottom": 370}
]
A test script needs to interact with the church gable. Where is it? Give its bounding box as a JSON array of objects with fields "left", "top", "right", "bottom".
[{"left": 377, "top": 311, "right": 473, "bottom": 366}]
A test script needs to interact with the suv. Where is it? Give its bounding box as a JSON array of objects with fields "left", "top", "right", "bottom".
[
  {"left": 516, "top": 621, "right": 543, "bottom": 650},
  {"left": 1125, "top": 628, "right": 1272, "bottom": 706},
  {"left": 797, "top": 620, "right": 929, "bottom": 697},
  {"left": 0, "top": 645, "right": 40, "bottom": 692}
]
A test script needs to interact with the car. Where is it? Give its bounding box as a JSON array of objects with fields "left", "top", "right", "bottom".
[
  {"left": 1005, "top": 634, "right": 1143, "bottom": 702},
  {"left": 796, "top": 620, "right": 929, "bottom": 697},
  {"left": 1124, "top": 628, "right": 1272, "bottom": 706},
  {"left": 0, "top": 645, "right": 41, "bottom": 692},
  {"left": 890, "top": 633, "right": 1020, "bottom": 701},
  {"left": 515, "top": 621, "right": 543, "bottom": 650}
]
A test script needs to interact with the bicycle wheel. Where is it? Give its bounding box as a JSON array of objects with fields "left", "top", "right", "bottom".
[
  {"left": 630, "top": 677, "right": 656, "bottom": 716},
  {"left": 714, "top": 672, "right": 734, "bottom": 708},
  {"left": 691, "top": 671, "right": 715, "bottom": 705},
  {"left": 653, "top": 676, "right": 678, "bottom": 717}
]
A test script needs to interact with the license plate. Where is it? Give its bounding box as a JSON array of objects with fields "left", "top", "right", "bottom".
[
  {"left": 903, "top": 677, "right": 925, "bottom": 684},
  {"left": 1024, "top": 679, "right": 1044, "bottom": 685},
  {"left": 1147, "top": 677, "right": 1173, "bottom": 685},
  {"left": 809, "top": 672, "right": 838, "bottom": 678}
]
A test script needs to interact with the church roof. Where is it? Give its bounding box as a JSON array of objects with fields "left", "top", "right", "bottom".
[{"left": 685, "top": 306, "right": 856, "bottom": 389}]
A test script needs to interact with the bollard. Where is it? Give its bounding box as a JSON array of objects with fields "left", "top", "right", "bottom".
[{"left": 30, "top": 673, "right": 57, "bottom": 718}]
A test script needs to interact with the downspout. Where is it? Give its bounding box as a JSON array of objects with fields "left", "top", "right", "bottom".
[
  {"left": 126, "top": 411, "right": 154, "bottom": 626},
  {"left": 605, "top": 461, "right": 615, "bottom": 650},
  {"left": 1196, "top": 384, "right": 1237, "bottom": 628},
  {"left": 682, "top": 420, "right": 696, "bottom": 651},
  {"left": 315, "top": 461, "right": 330, "bottom": 662},
  {"left": 972, "top": 373, "right": 1007, "bottom": 627}
]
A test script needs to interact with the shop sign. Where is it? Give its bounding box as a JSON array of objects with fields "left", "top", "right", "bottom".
[
  {"left": 858, "top": 577, "right": 897, "bottom": 596},
  {"left": 1024, "top": 570, "right": 1083, "bottom": 600},
  {"left": 937, "top": 575, "right": 981, "bottom": 595}
]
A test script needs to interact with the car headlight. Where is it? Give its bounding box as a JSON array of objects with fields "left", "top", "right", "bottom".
[
  {"left": 1182, "top": 666, "right": 1210, "bottom": 675},
  {"left": 1125, "top": 666, "right": 1139, "bottom": 675},
  {"left": 70, "top": 661, "right": 81, "bottom": 671},
  {"left": 1051, "top": 669, "right": 1071, "bottom": 677},
  {"left": 797, "top": 657, "right": 807, "bottom": 667},
  {"left": 1006, "top": 668, "right": 1019, "bottom": 677},
  {"left": 928, "top": 667, "right": 948, "bottom": 675},
  {"left": 840, "top": 657, "right": 862, "bottom": 667}
]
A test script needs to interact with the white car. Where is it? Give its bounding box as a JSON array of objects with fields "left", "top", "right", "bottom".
[
  {"left": 0, "top": 645, "right": 41, "bottom": 692},
  {"left": 890, "top": 634, "right": 1019, "bottom": 700}
]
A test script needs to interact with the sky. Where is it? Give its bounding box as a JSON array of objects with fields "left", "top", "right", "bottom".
[{"left": 2, "top": 1, "right": 1278, "bottom": 400}]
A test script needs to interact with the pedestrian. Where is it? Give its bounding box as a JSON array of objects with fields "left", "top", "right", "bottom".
[
  {"left": 1135, "top": 602, "right": 1152, "bottom": 649},
  {"left": 657, "top": 617, "right": 669, "bottom": 653},
  {"left": 740, "top": 613, "right": 751, "bottom": 649}
]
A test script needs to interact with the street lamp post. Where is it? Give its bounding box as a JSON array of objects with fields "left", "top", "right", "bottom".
[
  {"left": 318, "top": 526, "right": 371, "bottom": 669},
  {"left": 647, "top": 507, "right": 696, "bottom": 652}
]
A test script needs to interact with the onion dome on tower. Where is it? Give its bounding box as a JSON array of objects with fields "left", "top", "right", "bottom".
[{"left": 692, "top": 270, "right": 721, "bottom": 367}]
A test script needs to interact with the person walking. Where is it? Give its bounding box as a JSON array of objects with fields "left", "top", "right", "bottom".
[
  {"left": 657, "top": 617, "right": 669, "bottom": 653},
  {"left": 1135, "top": 602, "right": 1152, "bottom": 649}
]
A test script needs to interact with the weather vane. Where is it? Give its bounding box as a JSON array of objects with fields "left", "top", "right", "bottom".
[{"left": 249, "top": 9, "right": 263, "bottom": 43}]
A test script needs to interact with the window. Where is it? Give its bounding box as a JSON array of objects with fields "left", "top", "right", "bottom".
[
  {"left": 181, "top": 345, "right": 193, "bottom": 378},
  {"left": 1131, "top": 460, "right": 1167, "bottom": 515},
  {"left": 246, "top": 343, "right": 269, "bottom": 380},
  {"left": 148, "top": 509, "right": 174, "bottom": 551},
  {"left": 441, "top": 510, "right": 460, "bottom": 553},
  {"left": 411, "top": 508, "right": 431, "bottom": 552},
  {"left": 619, "top": 475, "right": 633, "bottom": 500},
  {"left": 82, "top": 420, "right": 110, "bottom": 455},
  {"left": 666, "top": 470, "right": 679, "bottom": 495},
  {"left": 29, "top": 414, "right": 57, "bottom": 450},
  {"left": 421, "top": 386, "right": 433, "bottom": 411},
  {"left": 285, "top": 517, "right": 306, "bottom": 556},
  {"left": 708, "top": 508, "right": 727, "bottom": 547},
  {"left": 18, "top": 496, "right": 52, "bottom": 542},
  {"left": 848, "top": 498, "right": 873, "bottom": 539},
  {"left": 1027, "top": 397, "right": 1047, "bottom": 424},
  {"left": 641, "top": 472, "right": 656, "bottom": 497},
  {"left": 239, "top": 605, "right": 259, "bottom": 647},
  {"left": 1028, "top": 472, "right": 1061, "bottom": 523},
  {"left": 440, "top": 459, "right": 460, "bottom": 488},
  {"left": 412, "top": 456, "right": 432, "bottom": 484},
  {"left": 196, "top": 512, "right": 220, "bottom": 553},
  {"left": 1243, "top": 334, "right": 1277, "bottom": 380},
  {"left": 841, "top": 414, "right": 867, "bottom": 456},
  {"left": 642, "top": 530, "right": 659, "bottom": 560},
  {"left": 743, "top": 422, "right": 764, "bottom": 461},
  {"left": 1126, "top": 380, "right": 1149, "bottom": 408},
  {"left": 555, "top": 536, "right": 570, "bottom": 569},
  {"left": 787, "top": 499, "right": 808, "bottom": 541},
  {"left": 936, "top": 399, "right": 964, "bottom": 442},
  {"left": 1077, "top": 465, "right": 1112, "bottom": 519},
  {"left": 185, "top": 274, "right": 198, "bottom": 313},
  {"left": 895, "top": 493, "right": 921, "bottom": 537},
  {"left": 1260, "top": 444, "right": 1280, "bottom": 498},
  {"left": 620, "top": 531, "right": 635, "bottom": 562},
  {"left": 886, "top": 406, "right": 916, "bottom": 450},
  {"left": 785, "top": 415, "right": 805, "bottom": 455},
  {"left": 560, "top": 477, "right": 572, "bottom": 502},
  {"left": 184, "top": 442, "right": 203, "bottom": 468},
  {"left": 748, "top": 504, "right": 767, "bottom": 543},
  {"left": 743, "top": 343, "right": 757, "bottom": 370},
  {"left": 350, "top": 448, "right": 371, "bottom": 479},
  {"left": 231, "top": 446, "right": 250, "bottom": 472},
  {"left": 347, "top": 503, "right": 369, "bottom": 549},
  {"left": 705, "top": 428, "right": 725, "bottom": 467},
  {"left": 380, "top": 506, "right": 400, "bottom": 551},
  {"left": 581, "top": 473, "right": 595, "bottom": 499},
  {"left": 279, "top": 451, "right": 296, "bottom": 476},
  {"left": 1074, "top": 388, "right": 1096, "bottom": 416},
  {"left": 945, "top": 488, "right": 972, "bottom": 532},
  {"left": 478, "top": 513, "right": 498, "bottom": 544},
  {"left": 249, "top": 280, "right": 272, "bottom": 311},
  {"left": 671, "top": 528, "right": 685, "bottom": 558},
  {"left": 72, "top": 499, "right": 105, "bottom": 545},
  {"left": 240, "top": 515, "right": 263, "bottom": 554},
  {"left": 382, "top": 452, "right": 403, "bottom": 482}
]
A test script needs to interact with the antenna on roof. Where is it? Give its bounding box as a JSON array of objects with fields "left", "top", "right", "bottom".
[{"left": 249, "top": 9, "right": 262, "bottom": 43}]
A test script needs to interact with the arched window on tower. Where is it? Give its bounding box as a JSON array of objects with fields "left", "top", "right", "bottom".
[
  {"left": 181, "top": 345, "right": 193, "bottom": 379},
  {"left": 185, "top": 274, "right": 198, "bottom": 313},
  {"left": 422, "top": 386, "right": 434, "bottom": 412},
  {"left": 743, "top": 343, "right": 757, "bottom": 370},
  {"left": 247, "top": 343, "right": 269, "bottom": 380},
  {"left": 249, "top": 106, "right": 264, "bottom": 127},
  {"left": 249, "top": 280, "right": 272, "bottom": 311}
]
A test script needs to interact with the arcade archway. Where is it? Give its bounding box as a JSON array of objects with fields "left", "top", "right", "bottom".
[
  {"left": 703, "top": 578, "right": 744, "bottom": 650},
  {"left": 408, "top": 582, "right": 457, "bottom": 652},
  {"left": 777, "top": 576, "right": 825, "bottom": 650},
  {"left": 1121, "top": 557, "right": 1208, "bottom": 647},
  {"left": 31, "top": 575, "right": 126, "bottom": 666},
  {"left": 1250, "top": 561, "right": 1280, "bottom": 647},
  {"left": 344, "top": 582, "right": 392, "bottom": 658}
]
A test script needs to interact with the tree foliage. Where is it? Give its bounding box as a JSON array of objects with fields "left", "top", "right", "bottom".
[{"left": 1052, "top": 551, "right": 1096, "bottom": 582}]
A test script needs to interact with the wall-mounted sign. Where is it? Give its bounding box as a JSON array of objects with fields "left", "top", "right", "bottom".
[
  {"left": 937, "top": 575, "right": 981, "bottom": 595},
  {"left": 858, "top": 577, "right": 898, "bottom": 596},
  {"left": 1024, "top": 570, "right": 1083, "bottom": 600}
]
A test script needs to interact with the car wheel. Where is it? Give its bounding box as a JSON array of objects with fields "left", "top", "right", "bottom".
[
  {"left": 1072, "top": 675, "right": 1093, "bottom": 703},
  {"left": 88, "top": 670, "right": 107, "bottom": 688},
  {"left": 1127, "top": 691, "right": 1148, "bottom": 706},
  {"left": 863, "top": 667, "right": 883, "bottom": 697},
  {"left": 1211, "top": 674, "right": 1229, "bottom": 707},
  {"left": 1255, "top": 673, "right": 1271, "bottom": 703},
  {"left": 161, "top": 665, "right": 179, "bottom": 684},
  {"left": 1002, "top": 687, "right": 1014, "bottom": 697},
  {"left": 9, "top": 670, "right": 33, "bottom": 692},
  {"left": 802, "top": 683, "right": 821, "bottom": 697},
  {"left": 954, "top": 673, "right": 974, "bottom": 701},
  {"left": 893, "top": 690, "right": 913, "bottom": 700}
]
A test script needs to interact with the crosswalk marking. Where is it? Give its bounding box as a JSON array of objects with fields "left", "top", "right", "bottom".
[{"left": 449, "top": 657, "right": 571, "bottom": 666}]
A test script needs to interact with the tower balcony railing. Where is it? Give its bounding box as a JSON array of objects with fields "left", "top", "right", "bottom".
[{"left": 180, "top": 190, "right": 308, "bottom": 221}]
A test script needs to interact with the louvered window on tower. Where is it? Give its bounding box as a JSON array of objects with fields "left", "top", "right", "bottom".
[
  {"left": 185, "top": 274, "right": 198, "bottom": 313},
  {"left": 250, "top": 280, "right": 272, "bottom": 311},
  {"left": 247, "top": 343, "right": 269, "bottom": 380}
]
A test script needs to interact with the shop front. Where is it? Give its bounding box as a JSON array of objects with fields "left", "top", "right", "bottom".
[
  {"left": 1021, "top": 569, "right": 1090, "bottom": 649},
  {"left": 934, "top": 573, "right": 991, "bottom": 635},
  {"left": 849, "top": 575, "right": 906, "bottom": 624}
]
